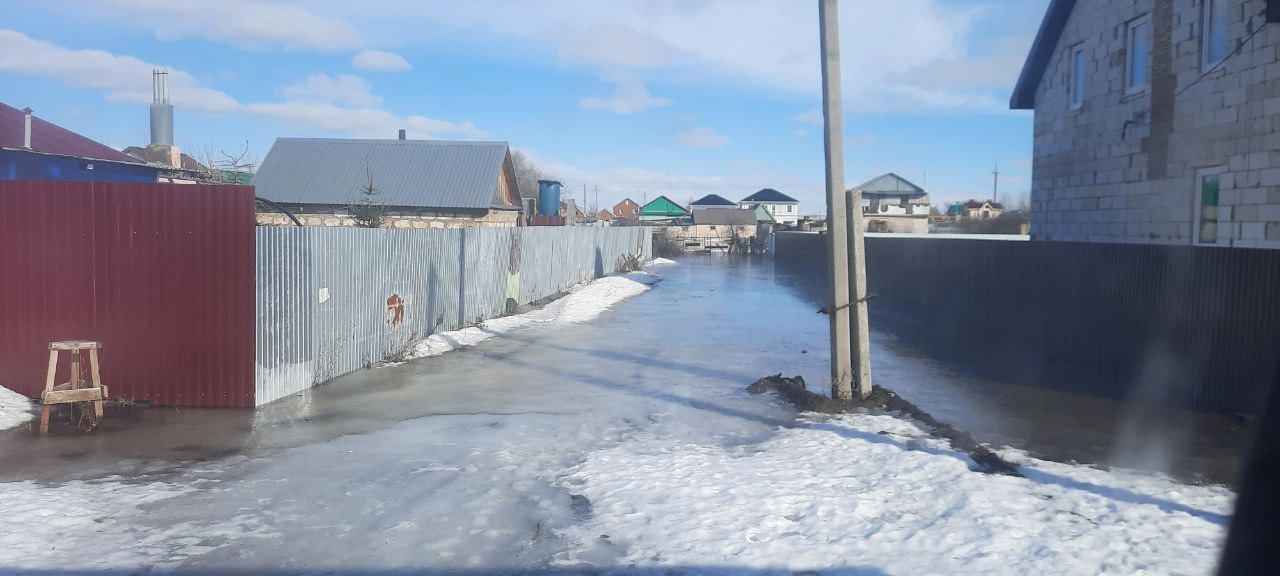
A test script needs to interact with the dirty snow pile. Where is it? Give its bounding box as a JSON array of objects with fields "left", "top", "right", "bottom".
[
  {"left": 406, "top": 271, "right": 659, "bottom": 360},
  {"left": 554, "top": 411, "right": 1236, "bottom": 575},
  {"left": 646, "top": 257, "right": 678, "bottom": 265},
  {"left": 0, "top": 384, "right": 34, "bottom": 431}
]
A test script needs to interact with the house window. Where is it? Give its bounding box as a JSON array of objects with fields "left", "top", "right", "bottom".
[
  {"left": 1203, "top": 0, "right": 1229, "bottom": 69},
  {"left": 1126, "top": 15, "right": 1151, "bottom": 93},
  {"left": 1070, "top": 44, "right": 1086, "bottom": 109},
  {"left": 1194, "top": 167, "right": 1225, "bottom": 245}
]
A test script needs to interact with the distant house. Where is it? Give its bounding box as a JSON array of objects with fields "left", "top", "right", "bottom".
[
  {"left": 254, "top": 136, "right": 522, "bottom": 228},
  {"left": 740, "top": 188, "right": 799, "bottom": 225},
  {"left": 597, "top": 209, "right": 616, "bottom": 222},
  {"left": 663, "top": 208, "right": 759, "bottom": 252},
  {"left": 853, "top": 172, "right": 930, "bottom": 234},
  {"left": 559, "top": 200, "right": 586, "bottom": 220},
  {"left": 689, "top": 193, "right": 737, "bottom": 210},
  {"left": 947, "top": 200, "right": 1005, "bottom": 221},
  {"left": 1, "top": 103, "right": 161, "bottom": 183},
  {"left": 639, "top": 195, "right": 691, "bottom": 223},
  {"left": 748, "top": 203, "right": 776, "bottom": 224},
  {"left": 613, "top": 198, "right": 641, "bottom": 220}
]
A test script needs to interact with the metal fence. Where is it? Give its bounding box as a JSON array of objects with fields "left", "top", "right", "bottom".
[
  {"left": 0, "top": 181, "right": 256, "bottom": 407},
  {"left": 255, "top": 226, "right": 652, "bottom": 405},
  {"left": 775, "top": 232, "right": 1280, "bottom": 414}
]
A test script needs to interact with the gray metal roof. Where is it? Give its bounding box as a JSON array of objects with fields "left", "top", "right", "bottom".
[
  {"left": 852, "top": 172, "right": 927, "bottom": 198},
  {"left": 692, "top": 208, "right": 757, "bottom": 226},
  {"left": 254, "top": 138, "right": 516, "bottom": 210}
]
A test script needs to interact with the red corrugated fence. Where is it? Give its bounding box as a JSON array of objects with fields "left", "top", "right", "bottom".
[{"left": 0, "top": 181, "right": 255, "bottom": 407}]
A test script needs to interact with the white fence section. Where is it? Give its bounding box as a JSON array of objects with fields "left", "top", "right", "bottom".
[{"left": 255, "top": 226, "right": 652, "bottom": 405}]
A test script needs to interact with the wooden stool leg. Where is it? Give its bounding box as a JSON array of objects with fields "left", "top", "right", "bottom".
[
  {"left": 89, "top": 348, "right": 106, "bottom": 417},
  {"left": 40, "top": 350, "right": 57, "bottom": 435}
]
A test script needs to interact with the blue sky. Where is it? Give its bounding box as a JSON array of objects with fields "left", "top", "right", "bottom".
[{"left": 0, "top": 0, "right": 1048, "bottom": 214}]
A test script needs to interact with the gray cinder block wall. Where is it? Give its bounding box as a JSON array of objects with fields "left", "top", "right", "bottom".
[{"left": 1031, "top": 0, "right": 1280, "bottom": 248}]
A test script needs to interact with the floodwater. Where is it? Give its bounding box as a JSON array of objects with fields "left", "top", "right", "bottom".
[{"left": 0, "top": 254, "right": 1249, "bottom": 488}]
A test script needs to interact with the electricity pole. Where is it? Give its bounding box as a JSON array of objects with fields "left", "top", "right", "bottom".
[{"left": 819, "top": 0, "right": 855, "bottom": 401}]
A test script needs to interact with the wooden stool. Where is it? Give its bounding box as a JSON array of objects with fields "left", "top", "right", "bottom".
[{"left": 39, "top": 340, "right": 108, "bottom": 435}]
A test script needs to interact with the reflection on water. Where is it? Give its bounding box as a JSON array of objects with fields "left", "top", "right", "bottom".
[{"left": 769, "top": 254, "right": 1250, "bottom": 486}]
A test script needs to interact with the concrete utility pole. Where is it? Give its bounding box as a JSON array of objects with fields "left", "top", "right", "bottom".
[
  {"left": 819, "top": 0, "right": 855, "bottom": 401},
  {"left": 992, "top": 162, "right": 1000, "bottom": 203}
]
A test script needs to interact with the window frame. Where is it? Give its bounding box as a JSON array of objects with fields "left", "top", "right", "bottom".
[
  {"left": 1126, "top": 14, "right": 1152, "bottom": 95},
  {"left": 1202, "top": 0, "right": 1229, "bottom": 70},
  {"left": 1193, "top": 166, "right": 1227, "bottom": 246},
  {"left": 1069, "top": 43, "right": 1086, "bottom": 110}
]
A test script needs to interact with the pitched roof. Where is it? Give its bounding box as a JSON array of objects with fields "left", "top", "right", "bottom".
[
  {"left": 0, "top": 102, "right": 141, "bottom": 164},
  {"left": 254, "top": 138, "right": 517, "bottom": 210},
  {"left": 597, "top": 209, "right": 615, "bottom": 220},
  {"left": 692, "top": 208, "right": 757, "bottom": 226},
  {"left": 690, "top": 193, "right": 736, "bottom": 206},
  {"left": 963, "top": 200, "right": 1005, "bottom": 210},
  {"left": 741, "top": 188, "right": 798, "bottom": 203},
  {"left": 640, "top": 195, "right": 690, "bottom": 215},
  {"left": 852, "top": 172, "right": 927, "bottom": 198},
  {"left": 1010, "top": 0, "right": 1077, "bottom": 110}
]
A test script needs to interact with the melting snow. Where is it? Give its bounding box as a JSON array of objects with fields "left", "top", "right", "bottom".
[
  {"left": 646, "top": 257, "right": 678, "bottom": 265},
  {"left": 405, "top": 271, "right": 659, "bottom": 360},
  {"left": 0, "top": 385, "right": 33, "bottom": 431}
]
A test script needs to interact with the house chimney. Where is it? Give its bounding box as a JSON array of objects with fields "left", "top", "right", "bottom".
[
  {"left": 398, "top": 129, "right": 406, "bottom": 140},
  {"left": 21, "top": 107, "right": 32, "bottom": 149},
  {"left": 150, "top": 70, "right": 174, "bottom": 146}
]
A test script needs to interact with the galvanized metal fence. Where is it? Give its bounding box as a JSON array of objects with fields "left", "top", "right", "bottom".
[
  {"left": 255, "top": 226, "right": 651, "bottom": 405},
  {"left": 775, "top": 232, "right": 1280, "bottom": 414}
]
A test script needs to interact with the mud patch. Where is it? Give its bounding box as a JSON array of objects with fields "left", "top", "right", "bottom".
[{"left": 749, "top": 374, "right": 1020, "bottom": 476}]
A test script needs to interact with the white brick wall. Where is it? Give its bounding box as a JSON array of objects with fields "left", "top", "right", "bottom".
[{"left": 1031, "top": 0, "right": 1280, "bottom": 247}]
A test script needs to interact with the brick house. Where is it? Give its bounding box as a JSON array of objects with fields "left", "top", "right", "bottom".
[
  {"left": 1012, "top": 0, "right": 1280, "bottom": 247},
  {"left": 612, "top": 198, "right": 641, "bottom": 220}
]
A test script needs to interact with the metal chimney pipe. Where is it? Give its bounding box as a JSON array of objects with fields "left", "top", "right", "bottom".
[
  {"left": 398, "top": 129, "right": 406, "bottom": 140},
  {"left": 150, "top": 70, "right": 174, "bottom": 146},
  {"left": 21, "top": 107, "right": 32, "bottom": 149}
]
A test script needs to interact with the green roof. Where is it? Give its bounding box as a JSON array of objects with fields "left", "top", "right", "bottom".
[{"left": 639, "top": 195, "right": 690, "bottom": 217}]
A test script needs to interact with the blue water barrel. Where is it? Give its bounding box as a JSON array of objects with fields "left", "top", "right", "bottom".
[{"left": 538, "top": 180, "right": 562, "bottom": 215}]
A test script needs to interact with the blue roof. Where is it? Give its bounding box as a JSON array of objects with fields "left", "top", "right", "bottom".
[
  {"left": 690, "top": 193, "right": 736, "bottom": 206},
  {"left": 741, "top": 188, "right": 798, "bottom": 203}
]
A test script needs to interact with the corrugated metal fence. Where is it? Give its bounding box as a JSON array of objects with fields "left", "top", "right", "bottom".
[
  {"left": 255, "top": 226, "right": 651, "bottom": 405},
  {"left": 0, "top": 181, "right": 256, "bottom": 407},
  {"left": 775, "top": 232, "right": 1280, "bottom": 414}
]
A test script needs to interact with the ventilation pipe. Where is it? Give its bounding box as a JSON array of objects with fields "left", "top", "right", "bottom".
[
  {"left": 398, "top": 129, "right": 406, "bottom": 140},
  {"left": 21, "top": 107, "right": 32, "bottom": 149},
  {"left": 150, "top": 70, "right": 174, "bottom": 146}
]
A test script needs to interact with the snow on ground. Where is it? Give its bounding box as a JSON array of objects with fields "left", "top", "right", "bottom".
[
  {"left": 554, "top": 410, "right": 1235, "bottom": 575},
  {"left": 646, "top": 257, "right": 678, "bottom": 265},
  {"left": 0, "top": 385, "right": 33, "bottom": 431},
  {"left": 406, "top": 271, "right": 660, "bottom": 360}
]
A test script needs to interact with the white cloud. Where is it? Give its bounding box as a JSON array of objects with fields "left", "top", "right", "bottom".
[
  {"left": 795, "top": 108, "right": 823, "bottom": 127},
  {"left": 675, "top": 128, "right": 732, "bottom": 150},
  {"left": 375, "top": 0, "right": 1028, "bottom": 114},
  {"left": 793, "top": 129, "right": 810, "bottom": 140},
  {"left": 579, "top": 76, "right": 672, "bottom": 115},
  {"left": 0, "top": 29, "right": 238, "bottom": 113},
  {"left": 352, "top": 49, "right": 412, "bottom": 72},
  {"left": 281, "top": 74, "right": 382, "bottom": 106},
  {"left": 102, "top": 0, "right": 361, "bottom": 51},
  {"left": 245, "top": 101, "right": 486, "bottom": 139}
]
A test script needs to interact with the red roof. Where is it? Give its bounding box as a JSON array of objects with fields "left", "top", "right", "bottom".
[{"left": 0, "top": 102, "right": 141, "bottom": 164}]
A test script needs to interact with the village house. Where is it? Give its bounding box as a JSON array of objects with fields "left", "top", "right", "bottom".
[
  {"left": 253, "top": 136, "right": 522, "bottom": 228},
  {"left": 612, "top": 198, "right": 641, "bottom": 220},
  {"left": 853, "top": 172, "right": 931, "bottom": 233},
  {"left": 0, "top": 103, "right": 162, "bottom": 183},
  {"left": 740, "top": 188, "right": 800, "bottom": 225},
  {"left": 946, "top": 200, "right": 1006, "bottom": 221},
  {"left": 1013, "top": 0, "right": 1280, "bottom": 247},
  {"left": 639, "top": 195, "right": 691, "bottom": 223},
  {"left": 662, "top": 208, "right": 759, "bottom": 252},
  {"left": 597, "top": 209, "right": 616, "bottom": 222}
]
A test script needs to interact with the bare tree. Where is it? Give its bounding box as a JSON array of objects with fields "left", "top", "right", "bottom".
[
  {"left": 510, "top": 149, "right": 546, "bottom": 200},
  {"left": 350, "top": 158, "right": 386, "bottom": 228}
]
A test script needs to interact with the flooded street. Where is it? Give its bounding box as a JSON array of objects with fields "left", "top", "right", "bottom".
[{"left": 0, "top": 256, "right": 1249, "bottom": 574}]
